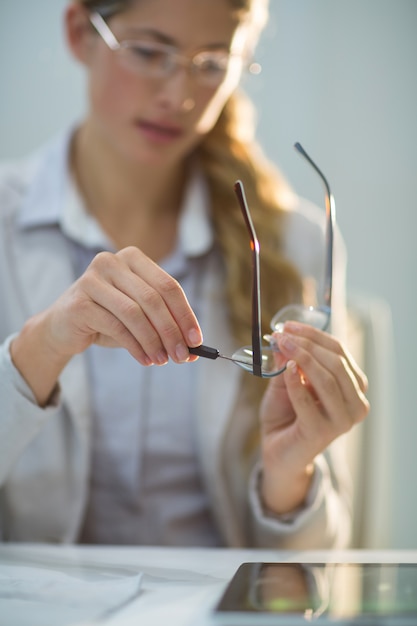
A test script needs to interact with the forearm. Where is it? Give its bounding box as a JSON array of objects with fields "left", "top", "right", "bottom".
[
  {"left": 0, "top": 335, "right": 63, "bottom": 484},
  {"left": 261, "top": 460, "right": 315, "bottom": 516}
]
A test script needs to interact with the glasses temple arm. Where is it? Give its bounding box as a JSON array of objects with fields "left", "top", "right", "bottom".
[
  {"left": 90, "top": 12, "right": 120, "bottom": 50},
  {"left": 234, "top": 181, "right": 263, "bottom": 377},
  {"left": 294, "top": 142, "right": 335, "bottom": 309}
]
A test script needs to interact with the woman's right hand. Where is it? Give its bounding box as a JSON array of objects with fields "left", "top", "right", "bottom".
[{"left": 11, "top": 246, "right": 203, "bottom": 405}]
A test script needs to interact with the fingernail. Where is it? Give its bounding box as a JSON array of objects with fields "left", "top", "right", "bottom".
[
  {"left": 188, "top": 328, "right": 202, "bottom": 346},
  {"left": 279, "top": 334, "right": 296, "bottom": 352},
  {"left": 176, "top": 343, "right": 190, "bottom": 362},
  {"left": 155, "top": 350, "right": 168, "bottom": 365},
  {"left": 284, "top": 321, "right": 302, "bottom": 333},
  {"left": 286, "top": 359, "right": 298, "bottom": 374}
]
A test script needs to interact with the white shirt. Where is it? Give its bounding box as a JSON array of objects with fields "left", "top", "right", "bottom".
[
  {"left": 0, "top": 127, "right": 351, "bottom": 548},
  {"left": 59, "top": 169, "right": 224, "bottom": 545}
]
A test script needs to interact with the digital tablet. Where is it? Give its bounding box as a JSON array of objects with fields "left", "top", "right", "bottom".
[{"left": 212, "top": 562, "right": 417, "bottom": 625}]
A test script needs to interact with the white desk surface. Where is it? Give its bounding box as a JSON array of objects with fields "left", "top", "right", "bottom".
[{"left": 1, "top": 544, "right": 417, "bottom": 626}]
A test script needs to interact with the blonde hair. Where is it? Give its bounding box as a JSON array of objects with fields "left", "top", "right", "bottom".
[
  {"left": 199, "top": 92, "right": 303, "bottom": 344},
  {"left": 198, "top": 92, "right": 303, "bottom": 400}
]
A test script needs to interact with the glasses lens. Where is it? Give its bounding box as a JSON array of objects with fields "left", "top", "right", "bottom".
[
  {"left": 192, "top": 51, "right": 231, "bottom": 85},
  {"left": 120, "top": 42, "right": 175, "bottom": 77},
  {"left": 271, "top": 304, "right": 331, "bottom": 332},
  {"left": 231, "top": 345, "right": 288, "bottom": 378},
  {"left": 120, "top": 43, "right": 235, "bottom": 85}
]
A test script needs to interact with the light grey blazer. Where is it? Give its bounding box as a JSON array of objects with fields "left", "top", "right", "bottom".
[{"left": 0, "top": 131, "right": 352, "bottom": 547}]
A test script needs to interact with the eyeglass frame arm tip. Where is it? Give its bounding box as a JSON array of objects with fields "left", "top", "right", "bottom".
[{"left": 294, "top": 143, "right": 335, "bottom": 311}]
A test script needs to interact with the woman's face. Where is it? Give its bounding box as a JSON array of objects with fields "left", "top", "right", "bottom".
[{"left": 78, "top": 0, "right": 250, "bottom": 166}]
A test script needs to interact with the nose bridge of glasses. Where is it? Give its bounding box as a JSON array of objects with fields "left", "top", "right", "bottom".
[
  {"left": 162, "top": 50, "right": 220, "bottom": 80},
  {"left": 140, "top": 47, "right": 203, "bottom": 84},
  {"left": 155, "top": 55, "right": 199, "bottom": 103},
  {"left": 172, "top": 53, "right": 206, "bottom": 81}
]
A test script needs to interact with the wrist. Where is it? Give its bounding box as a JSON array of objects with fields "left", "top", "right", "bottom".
[
  {"left": 261, "top": 462, "right": 315, "bottom": 516},
  {"left": 11, "top": 313, "right": 71, "bottom": 407}
]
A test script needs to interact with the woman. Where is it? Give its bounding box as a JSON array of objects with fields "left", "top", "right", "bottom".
[{"left": 0, "top": 0, "right": 368, "bottom": 546}]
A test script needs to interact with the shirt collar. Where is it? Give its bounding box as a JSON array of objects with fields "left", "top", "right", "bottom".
[
  {"left": 18, "top": 127, "right": 214, "bottom": 258},
  {"left": 17, "top": 127, "right": 73, "bottom": 229}
]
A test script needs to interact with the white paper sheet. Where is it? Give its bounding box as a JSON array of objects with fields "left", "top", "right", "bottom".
[{"left": 0, "top": 562, "right": 142, "bottom": 626}]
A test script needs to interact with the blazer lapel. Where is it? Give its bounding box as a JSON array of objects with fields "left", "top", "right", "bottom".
[{"left": 11, "top": 225, "right": 91, "bottom": 447}]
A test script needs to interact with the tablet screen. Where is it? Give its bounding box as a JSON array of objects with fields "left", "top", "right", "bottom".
[{"left": 213, "top": 562, "right": 417, "bottom": 625}]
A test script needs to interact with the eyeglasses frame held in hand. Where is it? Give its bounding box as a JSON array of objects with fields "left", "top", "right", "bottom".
[{"left": 189, "top": 142, "right": 336, "bottom": 378}]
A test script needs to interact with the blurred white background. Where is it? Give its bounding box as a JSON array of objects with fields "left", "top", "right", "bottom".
[{"left": 0, "top": 1, "right": 416, "bottom": 547}]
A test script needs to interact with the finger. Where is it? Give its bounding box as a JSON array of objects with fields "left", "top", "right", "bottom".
[
  {"left": 91, "top": 297, "right": 199, "bottom": 364},
  {"left": 82, "top": 266, "right": 181, "bottom": 365},
  {"left": 81, "top": 255, "right": 168, "bottom": 363},
  {"left": 73, "top": 296, "right": 154, "bottom": 366},
  {"left": 280, "top": 321, "right": 368, "bottom": 394},
  {"left": 88, "top": 250, "right": 202, "bottom": 364},
  {"left": 278, "top": 333, "right": 370, "bottom": 429},
  {"left": 119, "top": 247, "right": 202, "bottom": 345},
  {"left": 282, "top": 359, "right": 331, "bottom": 444},
  {"left": 283, "top": 359, "right": 348, "bottom": 457}
]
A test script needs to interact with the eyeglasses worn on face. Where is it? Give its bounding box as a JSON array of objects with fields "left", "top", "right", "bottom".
[
  {"left": 189, "top": 142, "right": 336, "bottom": 378},
  {"left": 89, "top": 12, "right": 257, "bottom": 87}
]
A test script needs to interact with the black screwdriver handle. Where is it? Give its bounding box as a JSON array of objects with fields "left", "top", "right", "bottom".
[{"left": 188, "top": 345, "right": 220, "bottom": 360}]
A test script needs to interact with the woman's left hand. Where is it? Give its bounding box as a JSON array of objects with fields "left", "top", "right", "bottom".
[{"left": 259, "top": 321, "right": 369, "bottom": 516}]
